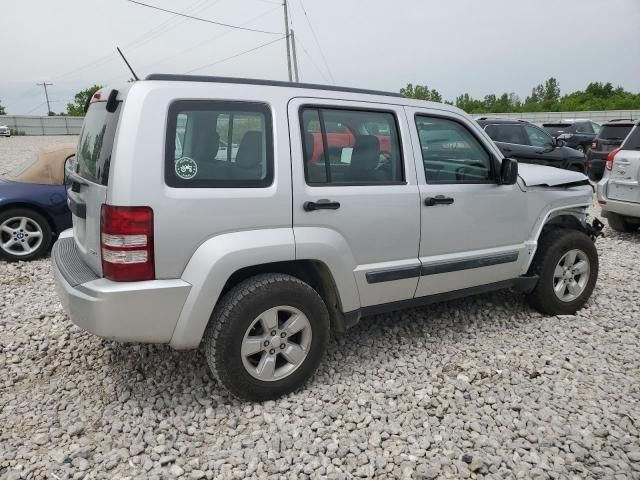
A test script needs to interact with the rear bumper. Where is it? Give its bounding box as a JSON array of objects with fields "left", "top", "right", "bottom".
[
  {"left": 596, "top": 182, "right": 640, "bottom": 219},
  {"left": 52, "top": 231, "right": 191, "bottom": 344}
]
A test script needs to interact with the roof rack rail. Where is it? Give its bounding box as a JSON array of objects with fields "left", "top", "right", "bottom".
[
  {"left": 606, "top": 118, "right": 634, "bottom": 122},
  {"left": 145, "top": 73, "right": 404, "bottom": 98}
]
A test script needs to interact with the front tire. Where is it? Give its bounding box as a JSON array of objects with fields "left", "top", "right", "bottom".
[
  {"left": 204, "top": 273, "right": 330, "bottom": 401},
  {"left": 0, "top": 208, "right": 52, "bottom": 261},
  {"left": 526, "top": 229, "right": 598, "bottom": 315}
]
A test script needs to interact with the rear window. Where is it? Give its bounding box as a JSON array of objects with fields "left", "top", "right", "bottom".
[
  {"left": 599, "top": 124, "right": 634, "bottom": 140},
  {"left": 166, "top": 100, "right": 273, "bottom": 188},
  {"left": 621, "top": 125, "right": 640, "bottom": 150},
  {"left": 76, "top": 101, "right": 121, "bottom": 185},
  {"left": 542, "top": 123, "right": 571, "bottom": 130}
]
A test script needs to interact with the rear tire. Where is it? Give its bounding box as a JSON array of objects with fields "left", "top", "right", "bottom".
[
  {"left": 0, "top": 208, "right": 52, "bottom": 261},
  {"left": 607, "top": 213, "right": 638, "bottom": 233},
  {"left": 204, "top": 273, "right": 330, "bottom": 401},
  {"left": 526, "top": 229, "right": 598, "bottom": 315}
]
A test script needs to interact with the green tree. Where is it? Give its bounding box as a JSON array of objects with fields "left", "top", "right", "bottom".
[
  {"left": 66, "top": 85, "right": 103, "bottom": 116},
  {"left": 0, "top": 100, "right": 6, "bottom": 115},
  {"left": 400, "top": 84, "right": 443, "bottom": 103}
]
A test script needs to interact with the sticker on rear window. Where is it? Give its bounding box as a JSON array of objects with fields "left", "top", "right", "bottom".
[{"left": 175, "top": 157, "right": 198, "bottom": 180}]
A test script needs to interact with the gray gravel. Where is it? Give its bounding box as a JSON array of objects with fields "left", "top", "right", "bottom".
[{"left": 1, "top": 136, "right": 640, "bottom": 479}]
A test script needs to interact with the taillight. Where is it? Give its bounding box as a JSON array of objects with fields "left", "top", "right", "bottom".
[
  {"left": 591, "top": 140, "right": 598, "bottom": 149},
  {"left": 100, "top": 205, "right": 154, "bottom": 281},
  {"left": 606, "top": 147, "right": 621, "bottom": 171}
]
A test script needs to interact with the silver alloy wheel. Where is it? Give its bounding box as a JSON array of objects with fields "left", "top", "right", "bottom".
[
  {"left": 241, "top": 306, "right": 312, "bottom": 382},
  {"left": 553, "top": 249, "right": 590, "bottom": 302},
  {"left": 0, "top": 216, "right": 44, "bottom": 256}
]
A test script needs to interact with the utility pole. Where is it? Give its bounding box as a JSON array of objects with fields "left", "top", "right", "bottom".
[
  {"left": 36, "top": 82, "right": 53, "bottom": 115},
  {"left": 282, "top": 0, "right": 292, "bottom": 82},
  {"left": 290, "top": 29, "right": 300, "bottom": 82}
]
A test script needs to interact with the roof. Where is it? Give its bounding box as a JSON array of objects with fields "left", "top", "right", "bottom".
[
  {"left": 145, "top": 73, "right": 404, "bottom": 99},
  {"left": 602, "top": 118, "right": 636, "bottom": 125}
]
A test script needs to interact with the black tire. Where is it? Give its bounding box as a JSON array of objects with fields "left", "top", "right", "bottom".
[
  {"left": 0, "top": 208, "right": 53, "bottom": 261},
  {"left": 526, "top": 229, "right": 598, "bottom": 315},
  {"left": 204, "top": 273, "right": 330, "bottom": 401},
  {"left": 606, "top": 213, "right": 638, "bottom": 233}
]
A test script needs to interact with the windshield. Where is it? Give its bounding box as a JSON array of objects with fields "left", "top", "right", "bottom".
[{"left": 76, "top": 101, "right": 121, "bottom": 185}]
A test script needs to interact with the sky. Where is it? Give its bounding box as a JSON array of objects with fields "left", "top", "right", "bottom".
[{"left": 1, "top": 0, "right": 639, "bottom": 115}]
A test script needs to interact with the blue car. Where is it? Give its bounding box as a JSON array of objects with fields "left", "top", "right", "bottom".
[{"left": 0, "top": 144, "right": 76, "bottom": 261}]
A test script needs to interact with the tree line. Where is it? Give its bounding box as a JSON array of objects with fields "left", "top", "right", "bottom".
[
  {"left": 401, "top": 78, "right": 640, "bottom": 113},
  {"left": 1, "top": 79, "right": 639, "bottom": 117}
]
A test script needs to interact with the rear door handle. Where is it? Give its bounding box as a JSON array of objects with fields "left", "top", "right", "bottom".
[
  {"left": 424, "top": 195, "right": 454, "bottom": 206},
  {"left": 303, "top": 199, "right": 341, "bottom": 211}
]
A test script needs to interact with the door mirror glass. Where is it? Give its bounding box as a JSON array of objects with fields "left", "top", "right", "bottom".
[
  {"left": 64, "top": 155, "right": 76, "bottom": 186},
  {"left": 500, "top": 158, "right": 518, "bottom": 185}
]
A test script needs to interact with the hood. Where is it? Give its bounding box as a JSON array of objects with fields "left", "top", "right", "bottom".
[{"left": 517, "top": 163, "right": 588, "bottom": 187}]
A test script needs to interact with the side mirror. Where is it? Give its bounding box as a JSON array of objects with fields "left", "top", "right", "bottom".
[{"left": 500, "top": 158, "right": 518, "bottom": 185}]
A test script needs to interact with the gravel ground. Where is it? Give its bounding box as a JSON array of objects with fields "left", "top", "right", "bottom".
[{"left": 1, "top": 136, "right": 639, "bottom": 480}]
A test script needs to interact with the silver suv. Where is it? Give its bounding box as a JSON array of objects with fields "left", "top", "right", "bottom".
[
  {"left": 53, "top": 75, "right": 602, "bottom": 400},
  {"left": 597, "top": 121, "right": 640, "bottom": 233}
]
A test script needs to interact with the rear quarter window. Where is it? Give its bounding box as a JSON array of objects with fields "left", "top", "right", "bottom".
[
  {"left": 165, "top": 100, "right": 273, "bottom": 188},
  {"left": 76, "top": 102, "right": 121, "bottom": 185},
  {"left": 621, "top": 125, "right": 640, "bottom": 150}
]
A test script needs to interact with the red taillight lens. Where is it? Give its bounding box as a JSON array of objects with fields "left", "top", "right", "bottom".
[
  {"left": 100, "top": 205, "right": 154, "bottom": 281},
  {"left": 606, "top": 147, "right": 621, "bottom": 171}
]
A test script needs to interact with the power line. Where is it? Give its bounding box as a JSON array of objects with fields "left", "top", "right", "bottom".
[
  {"left": 127, "top": 0, "right": 281, "bottom": 35},
  {"left": 296, "top": 0, "right": 334, "bottom": 84},
  {"left": 136, "top": 6, "right": 280, "bottom": 73},
  {"left": 185, "top": 36, "right": 286, "bottom": 74},
  {"left": 295, "top": 38, "right": 329, "bottom": 83}
]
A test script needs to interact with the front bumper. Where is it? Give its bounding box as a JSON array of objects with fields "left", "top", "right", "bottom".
[{"left": 52, "top": 231, "right": 191, "bottom": 344}]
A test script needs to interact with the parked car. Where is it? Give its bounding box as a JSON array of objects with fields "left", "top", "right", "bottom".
[
  {"left": 587, "top": 119, "right": 636, "bottom": 181},
  {"left": 541, "top": 119, "right": 600, "bottom": 154},
  {"left": 476, "top": 118, "right": 587, "bottom": 172},
  {"left": 53, "top": 77, "right": 602, "bottom": 401},
  {"left": 0, "top": 144, "right": 75, "bottom": 261},
  {"left": 597, "top": 121, "right": 640, "bottom": 232},
  {"left": 0, "top": 125, "right": 11, "bottom": 137}
]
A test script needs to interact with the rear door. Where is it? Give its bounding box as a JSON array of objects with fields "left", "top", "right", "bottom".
[
  {"left": 598, "top": 123, "right": 634, "bottom": 154},
  {"left": 289, "top": 98, "right": 421, "bottom": 308},
  {"left": 608, "top": 125, "right": 640, "bottom": 204},
  {"left": 66, "top": 98, "right": 122, "bottom": 274}
]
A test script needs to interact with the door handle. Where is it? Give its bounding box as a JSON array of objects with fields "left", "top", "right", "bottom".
[
  {"left": 303, "top": 199, "right": 341, "bottom": 211},
  {"left": 424, "top": 195, "right": 454, "bottom": 206},
  {"left": 502, "top": 147, "right": 512, "bottom": 152}
]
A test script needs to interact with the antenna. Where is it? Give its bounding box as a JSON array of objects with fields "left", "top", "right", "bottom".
[{"left": 116, "top": 47, "right": 139, "bottom": 81}]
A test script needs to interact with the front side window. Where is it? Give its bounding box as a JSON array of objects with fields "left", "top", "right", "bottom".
[
  {"left": 524, "top": 125, "right": 554, "bottom": 148},
  {"left": 576, "top": 122, "right": 594, "bottom": 134},
  {"left": 166, "top": 101, "right": 272, "bottom": 188},
  {"left": 417, "top": 116, "right": 493, "bottom": 184},
  {"left": 300, "top": 107, "right": 404, "bottom": 185},
  {"left": 484, "top": 124, "right": 527, "bottom": 145}
]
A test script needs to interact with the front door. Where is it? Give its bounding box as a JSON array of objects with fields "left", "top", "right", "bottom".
[
  {"left": 289, "top": 98, "right": 421, "bottom": 308},
  {"left": 407, "top": 108, "right": 531, "bottom": 297}
]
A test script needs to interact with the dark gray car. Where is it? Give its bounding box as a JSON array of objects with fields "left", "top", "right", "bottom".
[{"left": 476, "top": 118, "right": 587, "bottom": 172}]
